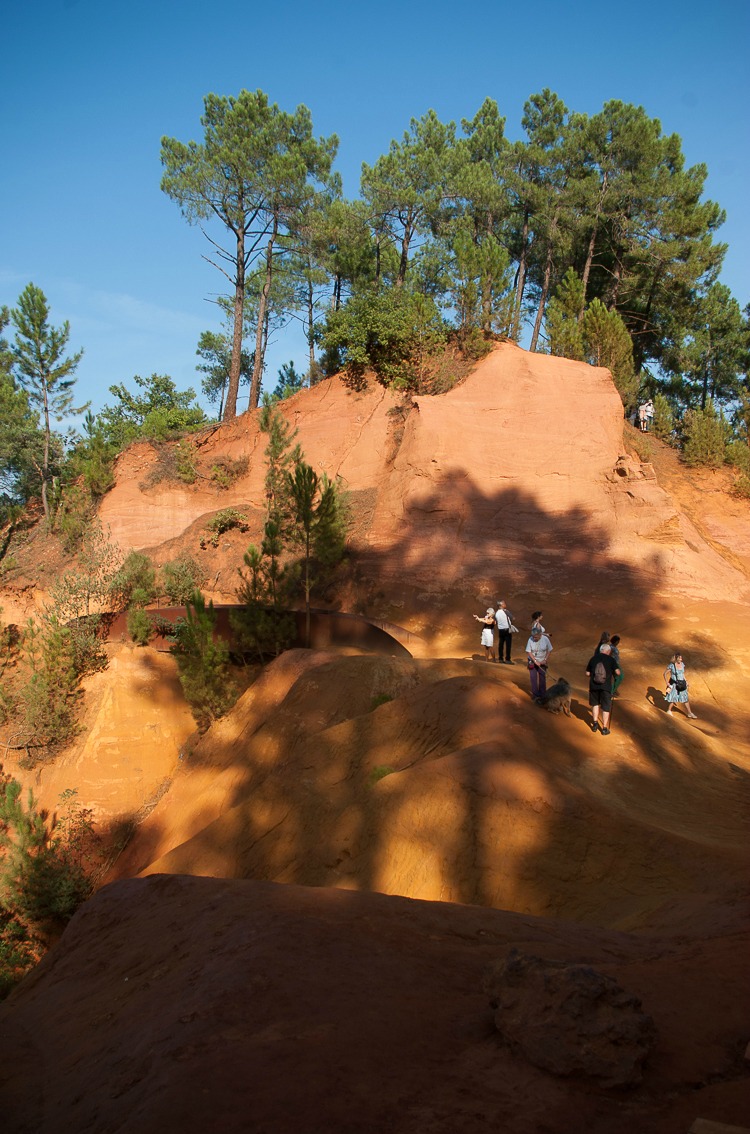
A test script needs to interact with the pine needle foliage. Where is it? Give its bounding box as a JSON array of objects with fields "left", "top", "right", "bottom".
[
  {"left": 171, "top": 592, "right": 237, "bottom": 728},
  {"left": 0, "top": 776, "right": 96, "bottom": 996}
]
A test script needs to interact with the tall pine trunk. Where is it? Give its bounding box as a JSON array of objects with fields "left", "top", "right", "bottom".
[
  {"left": 632, "top": 262, "right": 663, "bottom": 374},
  {"left": 307, "top": 275, "right": 316, "bottom": 381},
  {"left": 395, "top": 229, "right": 411, "bottom": 288},
  {"left": 701, "top": 330, "right": 712, "bottom": 410},
  {"left": 513, "top": 208, "right": 529, "bottom": 340},
  {"left": 579, "top": 173, "right": 607, "bottom": 319},
  {"left": 250, "top": 217, "right": 278, "bottom": 411},
  {"left": 41, "top": 386, "right": 51, "bottom": 520},
  {"left": 395, "top": 208, "right": 416, "bottom": 288},
  {"left": 609, "top": 257, "right": 623, "bottom": 307},
  {"left": 480, "top": 213, "right": 494, "bottom": 332},
  {"left": 530, "top": 210, "right": 558, "bottom": 351},
  {"left": 223, "top": 227, "right": 245, "bottom": 420}
]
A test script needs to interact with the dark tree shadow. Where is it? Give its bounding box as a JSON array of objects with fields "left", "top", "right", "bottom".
[{"left": 93, "top": 472, "right": 749, "bottom": 943}]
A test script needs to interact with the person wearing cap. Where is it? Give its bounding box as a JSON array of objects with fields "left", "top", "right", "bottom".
[
  {"left": 495, "top": 600, "right": 514, "bottom": 664},
  {"left": 585, "top": 641, "right": 620, "bottom": 735},
  {"left": 610, "top": 634, "right": 624, "bottom": 696},
  {"left": 473, "top": 607, "right": 496, "bottom": 662},
  {"left": 525, "top": 626, "right": 553, "bottom": 699},
  {"left": 531, "top": 611, "right": 549, "bottom": 637}
]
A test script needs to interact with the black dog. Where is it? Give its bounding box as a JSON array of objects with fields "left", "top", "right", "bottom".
[{"left": 538, "top": 677, "right": 572, "bottom": 715}]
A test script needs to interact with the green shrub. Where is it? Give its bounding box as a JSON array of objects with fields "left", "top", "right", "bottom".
[
  {"left": 726, "top": 441, "right": 750, "bottom": 474},
  {"left": 15, "top": 526, "right": 123, "bottom": 756},
  {"left": 650, "top": 394, "right": 675, "bottom": 442},
  {"left": 681, "top": 403, "right": 730, "bottom": 468},
  {"left": 20, "top": 617, "right": 81, "bottom": 754},
  {"left": 0, "top": 915, "right": 37, "bottom": 999},
  {"left": 231, "top": 527, "right": 297, "bottom": 664},
  {"left": 370, "top": 693, "right": 393, "bottom": 710},
  {"left": 55, "top": 484, "right": 95, "bottom": 553},
  {"left": 175, "top": 439, "right": 197, "bottom": 484},
  {"left": 110, "top": 551, "right": 157, "bottom": 610},
  {"left": 731, "top": 474, "right": 750, "bottom": 500},
  {"left": 368, "top": 765, "right": 395, "bottom": 785},
  {"left": 171, "top": 593, "right": 237, "bottom": 728},
  {"left": 139, "top": 439, "right": 198, "bottom": 490},
  {"left": 210, "top": 456, "right": 249, "bottom": 489},
  {"left": 0, "top": 779, "right": 96, "bottom": 996},
  {"left": 201, "top": 508, "right": 248, "bottom": 548},
  {"left": 126, "top": 607, "right": 154, "bottom": 646},
  {"left": 321, "top": 288, "right": 447, "bottom": 391},
  {"left": 161, "top": 555, "right": 207, "bottom": 606},
  {"left": 582, "top": 299, "right": 639, "bottom": 412}
]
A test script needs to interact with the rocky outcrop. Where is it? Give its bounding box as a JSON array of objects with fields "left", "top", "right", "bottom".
[
  {"left": 485, "top": 948, "right": 657, "bottom": 1087},
  {"left": 98, "top": 343, "right": 750, "bottom": 604}
]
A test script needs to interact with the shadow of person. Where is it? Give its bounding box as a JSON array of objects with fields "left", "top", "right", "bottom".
[
  {"left": 569, "top": 700, "right": 589, "bottom": 725},
  {"left": 646, "top": 685, "right": 669, "bottom": 712}
]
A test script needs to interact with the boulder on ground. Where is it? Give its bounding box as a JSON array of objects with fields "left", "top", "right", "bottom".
[{"left": 485, "top": 947, "right": 657, "bottom": 1087}]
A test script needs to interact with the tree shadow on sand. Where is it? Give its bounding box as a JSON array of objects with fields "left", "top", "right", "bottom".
[{"left": 97, "top": 471, "right": 748, "bottom": 933}]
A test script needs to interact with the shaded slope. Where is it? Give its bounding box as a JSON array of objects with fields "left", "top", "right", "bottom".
[
  {"left": 1, "top": 875, "right": 747, "bottom": 1134},
  {"left": 111, "top": 646, "right": 750, "bottom": 934}
]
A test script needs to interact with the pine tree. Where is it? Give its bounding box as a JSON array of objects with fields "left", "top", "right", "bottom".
[
  {"left": 171, "top": 592, "right": 236, "bottom": 727},
  {"left": 231, "top": 519, "right": 296, "bottom": 662},
  {"left": 361, "top": 110, "right": 458, "bottom": 288},
  {"left": 10, "top": 284, "right": 86, "bottom": 520},
  {"left": 161, "top": 90, "right": 338, "bottom": 415},
  {"left": 546, "top": 268, "right": 585, "bottom": 360},
  {"left": 258, "top": 398, "right": 302, "bottom": 534},
  {"left": 680, "top": 401, "right": 729, "bottom": 467},
  {"left": 286, "top": 460, "right": 346, "bottom": 647},
  {"left": 582, "top": 299, "right": 639, "bottom": 411},
  {"left": 457, "top": 98, "right": 513, "bottom": 334}
]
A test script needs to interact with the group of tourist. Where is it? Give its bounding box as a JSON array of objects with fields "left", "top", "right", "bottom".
[
  {"left": 637, "top": 399, "right": 655, "bottom": 432},
  {"left": 473, "top": 605, "right": 697, "bottom": 733},
  {"left": 472, "top": 600, "right": 517, "bottom": 664}
]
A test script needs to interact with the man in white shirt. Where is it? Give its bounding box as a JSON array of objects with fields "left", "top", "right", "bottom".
[
  {"left": 494, "top": 600, "right": 514, "bottom": 664},
  {"left": 525, "top": 626, "right": 553, "bottom": 699}
]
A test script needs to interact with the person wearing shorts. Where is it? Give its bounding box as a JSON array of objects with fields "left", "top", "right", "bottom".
[
  {"left": 585, "top": 642, "right": 620, "bottom": 735},
  {"left": 474, "top": 607, "right": 496, "bottom": 662}
]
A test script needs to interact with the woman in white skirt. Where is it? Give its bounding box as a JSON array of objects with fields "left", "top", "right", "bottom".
[{"left": 473, "top": 608, "right": 496, "bottom": 662}]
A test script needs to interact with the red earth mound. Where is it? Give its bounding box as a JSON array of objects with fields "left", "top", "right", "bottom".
[
  {"left": 0, "top": 875, "right": 747, "bottom": 1134},
  {"left": 1, "top": 344, "right": 749, "bottom": 1132}
]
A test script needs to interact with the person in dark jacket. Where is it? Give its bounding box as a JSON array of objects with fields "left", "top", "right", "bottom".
[{"left": 585, "top": 642, "right": 620, "bottom": 735}]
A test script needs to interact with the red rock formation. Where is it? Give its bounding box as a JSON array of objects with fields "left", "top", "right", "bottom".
[
  {"left": 98, "top": 343, "right": 750, "bottom": 605},
  {"left": 0, "top": 875, "right": 747, "bottom": 1134},
  {"left": 2, "top": 344, "right": 749, "bottom": 1133}
]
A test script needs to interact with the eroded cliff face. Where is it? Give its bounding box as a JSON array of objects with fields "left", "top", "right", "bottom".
[
  {"left": 4, "top": 341, "right": 749, "bottom": 859},
  {"left": 97, "top": 342, "right": 750, "bottom": 606},
  {"left": 2, "top": 346, "right": 750, "bottom": 1134}
]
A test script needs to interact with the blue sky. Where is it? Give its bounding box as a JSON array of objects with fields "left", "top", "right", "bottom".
[{"left": 2, "top": 0, "right": 748, "bottom": 417}]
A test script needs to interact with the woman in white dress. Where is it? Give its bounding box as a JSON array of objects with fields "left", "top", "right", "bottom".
[{"left": 473, "top": 608, "right": 496, "bottom": 662}]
